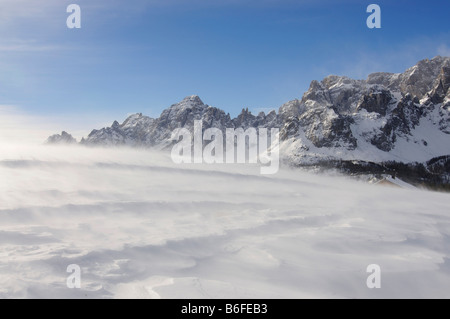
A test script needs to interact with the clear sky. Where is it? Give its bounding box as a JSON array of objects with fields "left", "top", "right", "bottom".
[{"left": 0, "top": 0, "right": 449, "bottom": 135}]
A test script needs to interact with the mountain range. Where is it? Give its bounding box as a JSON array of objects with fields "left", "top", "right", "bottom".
[{"left": 47, "top": 56, "right": 450, "bottom": 188}]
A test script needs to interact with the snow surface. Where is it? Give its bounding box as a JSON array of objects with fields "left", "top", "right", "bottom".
[
  {"left": 1, "top": 143, "right": 450, "bottom": 298},
  {"left": 280, "top": 103, "right": 450, "bottom": 165},
  {"left": 384, "top": 176, "right": 417, "bottom": 190}
]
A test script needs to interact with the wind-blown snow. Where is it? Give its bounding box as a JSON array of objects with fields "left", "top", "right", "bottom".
[{"left": 1, "top": 143, "right": 450, "bottom": 298}]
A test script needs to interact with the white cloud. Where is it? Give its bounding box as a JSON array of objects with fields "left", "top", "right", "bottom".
[{"left": 437, "top": 44, "right": 450, "bottom": 57}]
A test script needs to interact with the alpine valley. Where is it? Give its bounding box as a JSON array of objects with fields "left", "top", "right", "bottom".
[{"left": 48, "top": 56, "right": 450, "bottom": 190}]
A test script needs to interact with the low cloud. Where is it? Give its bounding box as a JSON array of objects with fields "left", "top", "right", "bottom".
[
  {"left": 0, "top": 105, "right": 55, "bottom": 144},
  {"left": 0, "top": 142, "right": 450, "bottom": 298},
  {"left": 0, "top": 106, "right": 98, "bottom": 144}
]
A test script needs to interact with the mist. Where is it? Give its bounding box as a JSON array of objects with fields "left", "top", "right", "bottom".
[{"left": 1, "top": 140, "right": 450, "bottom": 298}]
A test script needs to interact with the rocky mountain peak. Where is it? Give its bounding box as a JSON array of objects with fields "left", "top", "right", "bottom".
[
  {"left": 367, "top": 56, "right": 450, "bottom": 99},
  {"left": 175, "top": 95, "right": 205, "bottom": 109},
  {"left": 46, "top": 131, "right": 77, "bottom": 144},
  {"left": 278, "top": 99, "right": 302, "bottom": 122},
  {"left": 429, "top": 65, "right": 450, "bottom": 104},
  {"left": 47, "top": 57, "right": 450, "bottom": 178}
]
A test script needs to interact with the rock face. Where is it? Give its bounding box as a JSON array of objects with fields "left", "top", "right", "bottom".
[
  {"left": 49, "top": 56, "right": 450, "bottom": 168},
  {"left": 366, "top": 56, "right": 449, "bottom": 98},
  {"left": 279, "top": 56, "right": 450, "bottom": 164},
  {"left": 46, "top": 131, "right": 77, "bottom": 144},
  {"left": 80, "top": 95, "right": 279, "bottom": 150},
  {"left": 430, "top": 66, "right": 450, "bottom": 104}
]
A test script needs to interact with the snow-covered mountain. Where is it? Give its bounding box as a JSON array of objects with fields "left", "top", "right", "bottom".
[
  {"left": 279, "top": 56, "right": 450, "bottom": 165},
  {"left": 74, "top": 95, "right": 280, "bottom": 149},
  {"left": 46, "top": 131, "right": 77, "bottom": 144},
  {"left": 48, "top": 56, "right": 450, "bottom": 185}
]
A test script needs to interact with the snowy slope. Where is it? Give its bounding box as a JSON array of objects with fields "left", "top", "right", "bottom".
[
  {"left": 1, "top": 144, "right": 450, "bottom": 298},
  {"left": 279, "top": 56, "right": 450, "bottom": 165}
]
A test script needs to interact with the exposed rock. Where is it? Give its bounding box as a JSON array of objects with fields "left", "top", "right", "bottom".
[
  {"left": 48, "top": 56, "right": 450, "bottom": 168},
  {"left": 46, "top": 131, "right": 77, "bottom": 144}
]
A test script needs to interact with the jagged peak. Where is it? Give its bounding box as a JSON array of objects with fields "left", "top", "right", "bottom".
[
  {"left": 307, "top": 79, "right": 322, "bottom": 91},
  {"left": 181, "top": 95, "right": 204, "bottom": 105},
  {"left": 402, "top": 55, "right": 449, "bottom": 76},
  {"left": 278, "top": 99, "right": 302, "bottom": 120},
  {"left": 165, "top": 95, "right": 206, "bottom": 114},
  {"left": 324, "top": 75, "right": 364, "bottom": 89},
  {"left": 121, "top": 113, "right": 154, "bottom": 129},
  {"left": 422, "top": 55, "right": 449, "bottom": 64},
  {"left": 45, "top": 56, "right": 450, "bottom": 163},
  {"left": 322, "top": 74, "right": 342, "bottom": 85},
  {"left": 239, "top": 107, "right": 251, "bottom": 114},
  {"left": 304, "top": 76, "right": 359, "bottom": 95},
  {"left": 46, "top": 131, "right": 77, "bottom": 144}
]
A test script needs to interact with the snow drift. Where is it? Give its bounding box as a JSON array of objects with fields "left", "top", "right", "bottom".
[{"left": 1, "top": 143, "right": 450, "bottom": 298}]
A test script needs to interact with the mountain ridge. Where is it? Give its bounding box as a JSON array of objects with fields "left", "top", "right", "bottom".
[{"left": 47, "top": 56, "right": 450, "bottom": 186}]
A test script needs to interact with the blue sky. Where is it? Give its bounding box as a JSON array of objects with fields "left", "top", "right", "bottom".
[{"left": 0, "top": 0, "right": 449, "bottom": 134}]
